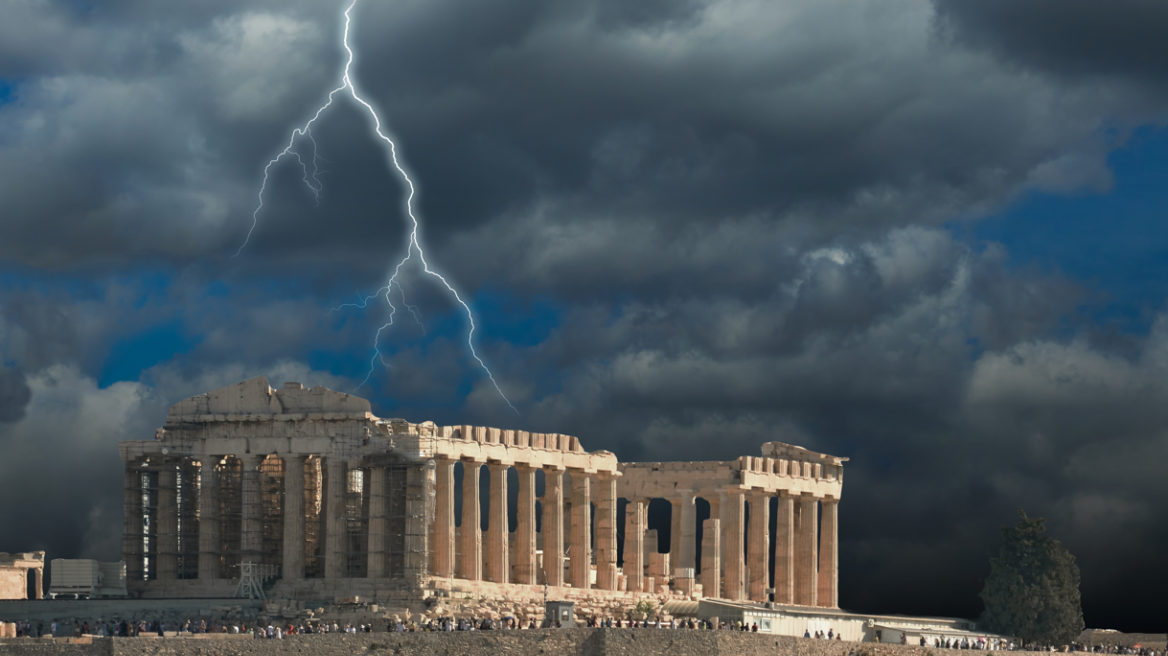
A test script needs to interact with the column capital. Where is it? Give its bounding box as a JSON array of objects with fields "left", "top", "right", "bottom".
[
  {"left": 595, "top": 471, "right": 621, "bottom": 481},
  {"left": 460, "top": 455, "right": 487, "bottom": 465},
  {"left": 542, "top": 464, "right": 566, "bottom": 473}
]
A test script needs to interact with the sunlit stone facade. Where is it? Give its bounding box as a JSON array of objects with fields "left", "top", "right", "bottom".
[{"left": 120, "top": 376, "right": 844, "bottom": 606}]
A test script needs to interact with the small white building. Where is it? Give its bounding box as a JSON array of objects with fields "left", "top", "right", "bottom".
[
  {"left": 667, "top": 599, "right": 1009, "bottom": 645},
  {"left": 49, "top": 559, "right": 128, "bottom": 599}
]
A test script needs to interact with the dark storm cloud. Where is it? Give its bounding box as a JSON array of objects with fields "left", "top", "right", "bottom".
[
  {"left": 3, "top": 0, "right": 1168, "bottom": 632},
  {"left": 933, "top": 0, "right": 1168, "bottom": 88},
  {"left": 0, "top": 367, "right": 31, "bottom": 423},
  {"left": 0, "top": 0, "right": 1153, "bottom": 276}
]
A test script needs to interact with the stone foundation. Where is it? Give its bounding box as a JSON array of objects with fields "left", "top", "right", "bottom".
[{"left": 0, "top": 632, "right": 1058, "bottom": 656}]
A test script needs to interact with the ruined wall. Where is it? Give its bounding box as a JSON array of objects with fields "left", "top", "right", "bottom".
[{"left": 0, "top": 567, "right": 28, "bottom": 600}]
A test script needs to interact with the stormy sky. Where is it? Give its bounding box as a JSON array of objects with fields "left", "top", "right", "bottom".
[{"left": 2, "top": 0, "right": 1168, "bottom": 631}]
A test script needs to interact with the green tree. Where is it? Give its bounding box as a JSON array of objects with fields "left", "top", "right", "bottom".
[{"left": 979, "top": 509, "right": 1085, "bottom": 646}]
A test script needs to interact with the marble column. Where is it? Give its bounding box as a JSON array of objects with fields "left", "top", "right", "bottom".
[
  {"left": 514, "top": 465, "right": 538, "bottom": 584},
  {"left": 623, "top": 499, "right": 645, "bottom": 593},
  {"left": 817, "top": 498, "right": 838, "bottom": 608},
  {"left": 707, "top": 496, "right": 722, "bottom": 592},
  {"left": 433, "top": 458, "right": 456, "bottom": 578},
  {"left": 240, "top": 455, "right": 263, "bottom": 565},
  {"left": 679, "top": 491, "right": 697, "bottom": 575},
  {"left": 747, "top": 491, "right": 770, "bottom": 601},
  {"left": 157, "top": 462, "right": 178, "bottom": 580},
  {"left": 569, "top": 471, "right": 591, "bottom": 590},
  {"left": 325, "top": 457, "right": 347, "bottom": 579},
  {"left": 700, "top": 518, "right": 720, "bottom": 599},
  {"left": 458, "top": 459, "right": 483, "bottom": 581},
  {"left": 33, "top": 568, "right": 43, "bottom": 599},
  {"left": 281, "top": 456, "right": 305, "bottom": 580},
  {"left": 794, "top": 495, "right": 818, "bottom": 606},
  {"left": 773, "top": 494, "right": 794, "bottom": 604},
  {"left": 198, "top": 458, "right": 219, "bottom": 580},
  {"left": 124, "top": 466, "right": 143, "bottom": 581},
  {"left": 367, "top": 467, "right": 387, "bottom": 578},
  {"left": 594, "top": 473, "right": 618, "bottom": 591},
  {"left": 722, "top": 490, "right": 745, "bottom": 600},
  {"left": 487, "top": 462, "right": 509, "bottom": 583},
  {"left": 542, "top": 467, "right": 565, "bottom": 587},
  {"left": 669, "top": 499, "right": 682, "bottom": 573}
]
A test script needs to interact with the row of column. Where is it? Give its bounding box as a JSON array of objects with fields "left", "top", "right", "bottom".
[
  {"left": 431, "top": 458, "right": 620, "bottom": 590},
  {"left": 625, "top": 491, "right": 837, "bottom": 607},
  {"left": 144, "top": 454, "right": 397, "bottom": 581}
]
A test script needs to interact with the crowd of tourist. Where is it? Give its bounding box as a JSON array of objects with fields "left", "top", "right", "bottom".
[{"left": 0, "top": 613, "right": 1161, "bottom": 655}]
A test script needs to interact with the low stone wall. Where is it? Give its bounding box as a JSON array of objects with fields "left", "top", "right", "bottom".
[
  {"left": 0, "top": 637, "right": 110, "bottom": 656},
  {"left": 0, "top": 598, "right": 263, "bottom": 624},
  {"left": 0, "top": 631, "right": 1057, "bottom": 656}
]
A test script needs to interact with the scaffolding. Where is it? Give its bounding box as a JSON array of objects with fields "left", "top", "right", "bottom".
[
  {"left": 343, "top": 468, "right": 370, "bottom": 578},
  {"left": 382, "top": 464, "right": 412, "bottom": 577},
  {"left": 176, "top": 459, "right": 201, "bottom": 579},
  {"left": 259, "top": 456, "right": 285, "bottom": 571},
  {"left": 216, "top": 457, "right": 242, "bottom": 578},
  {"left": 121, "top": 455, "right": 202, "bottom": 582},
  {"left": 304, "top": 456, "right": 325, "bottom": 578},
  {"left": 122, "top": 417, "right": 427, "bottom": 586}
]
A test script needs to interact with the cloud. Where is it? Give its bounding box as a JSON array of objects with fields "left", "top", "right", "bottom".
[
  {"left": 0, "top": 367, "right": 31, "bottom": 423},
  {"left": 2, "top": 0, "right": 1168, "bottom": 631}
]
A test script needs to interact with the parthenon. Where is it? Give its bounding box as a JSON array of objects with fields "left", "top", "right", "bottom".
[{"left": 119, "top": 376, "right": 844, "bottom": 608}]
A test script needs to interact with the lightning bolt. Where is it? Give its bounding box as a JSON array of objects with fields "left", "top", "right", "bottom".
[{"left": 239, "top": 0, "right": 517, "bottom": 414}]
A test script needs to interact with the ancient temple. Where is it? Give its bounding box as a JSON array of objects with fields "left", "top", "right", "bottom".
[{"left": 119, "top": 376, "right": 844, "bottom": 608}]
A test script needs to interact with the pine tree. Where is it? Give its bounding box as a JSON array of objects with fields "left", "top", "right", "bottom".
[{"left": 979, "top": 509, "right": 1085, "bottom": 646}]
